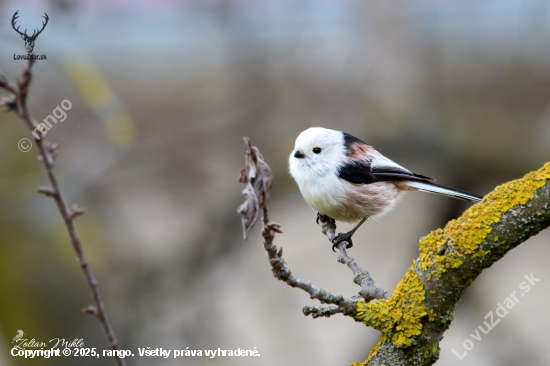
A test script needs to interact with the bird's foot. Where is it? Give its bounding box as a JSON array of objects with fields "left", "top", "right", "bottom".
[
  {"left": 331, "top": 231, "right": 353, "bottom": 252},
  {"left": 316, "top": 213, "right": 335, "bottom": 225}
]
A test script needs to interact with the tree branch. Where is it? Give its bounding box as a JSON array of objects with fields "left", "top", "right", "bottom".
[
  {"left": 357, "top": 164, "right": 550, "bottom": 366},
  {"left": 261, "top": 207, "right": 357, "bottom": 316},
  {"left": 237, "top": 137, "right": 550, "bottom": 366},
  {"left": 303, "top": 305, "right": 345, "bottom": 318},
  {"left": 1, "top": 60, "right": 127, "bottom": 366},
  {"left": 318, "top": 216, "right": 389, "bottom": 302}
]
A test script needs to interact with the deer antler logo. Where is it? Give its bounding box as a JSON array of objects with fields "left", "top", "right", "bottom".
[{"left": 12, "top": 11, "right": 49, "bottom": 54}]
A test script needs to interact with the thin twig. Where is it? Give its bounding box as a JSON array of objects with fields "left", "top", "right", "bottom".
[
  {"left": 302, "top": 305, "right": 345, "bottom": 318},
  {"left": 1, "top": 60, "right": 126, "bottom": 366},
  {"left": 319, "top": 214, "right": 389, "bottom": 302},
  {"left": 261, "top": 208, "right": 357, "bottom": 316}
]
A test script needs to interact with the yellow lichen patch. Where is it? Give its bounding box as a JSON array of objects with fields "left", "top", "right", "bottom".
[
  {"left": 423, "top": 343, "right": 439, "bottom": 360},
  {"left": 350, "top": 362, "right": 366, "bottom": 366},
  {"left": 419, "top": 163, "right": 550, "bottom": 279},
  {"left": 472, "top": 249, "right": 486, "bottom": 259},
  {"left": 355, "top": 265, "right": 426, "bottom": 348},
  {"left": 427, "top": 308, "right": 437, "bottom": 322},
  {"left": 418, "top": 227, "right": 464, "bottom": 279}
]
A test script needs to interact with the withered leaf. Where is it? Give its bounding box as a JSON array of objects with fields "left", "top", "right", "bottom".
[
  {"left": 237, "top": 183, "right": 259, "bottom": 240},
  {"left": 237, "top": 137, "right": 274, "bottom": 240}
]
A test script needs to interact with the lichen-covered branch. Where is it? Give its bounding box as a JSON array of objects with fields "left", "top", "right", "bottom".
[
  {"left": 303, "top": 305, "right": 345, "bottom": 318},
  {"left": 1, "top": 60, "right": 127, "bottom": 366},
  {"left": 355, "top": 163, "right": 550, "bottom": 366},
  {"left": 237, "top": 137, "right": 550, "bottom": 366}
]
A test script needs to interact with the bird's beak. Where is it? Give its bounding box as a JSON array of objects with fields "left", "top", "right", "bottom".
[{"left": 294, "top": 150, "right": 305, "bottom": 159}]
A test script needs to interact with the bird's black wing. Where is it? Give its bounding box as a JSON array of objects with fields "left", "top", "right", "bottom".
[
  {"left": 337, "top": 161, "right": 434, "bottom": 184},
  {"left": 337, "top": 161, "right": 376, "bottom": 184},
  {"left": 337, "top": 160, "right": 483, "bottom": 202}
]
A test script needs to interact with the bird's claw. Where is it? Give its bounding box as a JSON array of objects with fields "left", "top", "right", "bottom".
[
  {"left": 316, "top": 213, "right": 334, "bottom": 225},
  {"left": 331, "top": 232, "right": 353, "bottom": 252}
]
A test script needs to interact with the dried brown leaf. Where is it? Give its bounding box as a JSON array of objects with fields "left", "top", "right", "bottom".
[
  {"left": 237, "top": 137, "right": 274, "bottom": 239},
  {"left": 237, "top": 183, "right": 259, "bottom": 240}
]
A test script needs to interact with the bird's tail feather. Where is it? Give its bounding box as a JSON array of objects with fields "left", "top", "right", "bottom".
[{"left": 403, "top": 181, "right": 482, "bottom": 203}]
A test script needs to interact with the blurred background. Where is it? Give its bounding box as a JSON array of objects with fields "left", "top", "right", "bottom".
[{"left": 1, "top": 0, "right": 550, "bottom": 365}]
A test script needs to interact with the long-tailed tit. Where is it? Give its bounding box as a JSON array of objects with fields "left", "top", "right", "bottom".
[{"left": 289, "top": 127, "right": 482, "bottom": 251}]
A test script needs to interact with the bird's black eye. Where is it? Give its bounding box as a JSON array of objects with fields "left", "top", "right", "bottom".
[{"left": 313, "top": 147, "right": 322, "bottom": 154}]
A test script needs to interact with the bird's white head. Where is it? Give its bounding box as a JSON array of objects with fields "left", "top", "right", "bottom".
[{"left": 289, "top": 127, "right": 344, "bottom": 182}]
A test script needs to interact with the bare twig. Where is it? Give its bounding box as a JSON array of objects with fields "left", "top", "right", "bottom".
[
  {"left": 319, "top": 216, "right": 389, "bottom": 302},
  {"left": 302, "top": 305, "right": 345, "bottom": 318},
  {"left": 261, "top": 207, "right": 357, "bottom": 315},
  {"left": 1, "top": 60, "right": 126, "bottom": 366}
]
